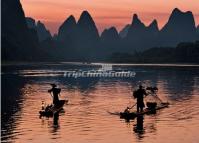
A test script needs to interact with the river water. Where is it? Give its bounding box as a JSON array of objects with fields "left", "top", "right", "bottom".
[{"left": 1, "top": 63, "right": 199, "bottom": 143}]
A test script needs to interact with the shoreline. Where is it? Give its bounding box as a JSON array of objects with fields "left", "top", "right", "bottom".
[{"left": 1, "top": 61, "right": 199, "bottom": 67}]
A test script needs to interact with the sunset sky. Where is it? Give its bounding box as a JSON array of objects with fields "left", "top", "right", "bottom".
[{"left": 21, "top": 0, "right": 199, "bottom": 35}]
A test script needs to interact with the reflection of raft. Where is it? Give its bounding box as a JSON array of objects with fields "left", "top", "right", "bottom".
[
  {"left": 120, "top": 102, "right": 169, "bottom": 119},
  {"left": 39, "top": 100, "right": 68, "bottom": 117}
]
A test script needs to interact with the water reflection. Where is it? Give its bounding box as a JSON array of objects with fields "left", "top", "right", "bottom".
[
  {"left": 64, "top": 78, "right": 100, "bottom": 94},
  {"left": 1, "top": 64, "right": 199, "bottom": 143},
  {"left": 1, "top": 74, "right": 26, "bottom": 141},
  {"left": 158, "top": 68, "right": 196, "bottom": 101},
  {"left": 48, "top": 113, "right": 61, "bottom": 134},
  {"left": 133, "top": 116, "right": 145, "bottom": 140}
]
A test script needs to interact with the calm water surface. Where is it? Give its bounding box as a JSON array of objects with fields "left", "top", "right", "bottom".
[{"left": 1, "top": 63, "right": 199, "bottom": 143}]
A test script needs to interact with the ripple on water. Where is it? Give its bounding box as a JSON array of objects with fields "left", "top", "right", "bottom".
[{"left": 2, "top": 65, "right": 199, "bottom": 143}]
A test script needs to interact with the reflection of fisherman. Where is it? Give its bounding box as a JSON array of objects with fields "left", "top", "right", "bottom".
[
  {"left": 134, "top": 85, "right": 147, "bottom": 112},
  {"left": 48, "top": 84, "right": 61, "bottom": 105},
  {"left": 133, "top": 115, "right": 144, "bottom": 135}
]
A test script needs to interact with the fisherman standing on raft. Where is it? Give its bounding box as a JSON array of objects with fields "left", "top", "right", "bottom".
[
  {"left": 133, "top": 85, "right": 147, "bottom": 112},
  {"left": 48, "top": 84, "right": 61, "bottom": 105}
]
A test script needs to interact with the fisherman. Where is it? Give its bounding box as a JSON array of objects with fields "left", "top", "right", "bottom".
[
  {"left": 134, "top": 85, "right": 147, "bottom": 112},
  {"left": 48, "top": 84, "right": 61, "bottom": 105}
]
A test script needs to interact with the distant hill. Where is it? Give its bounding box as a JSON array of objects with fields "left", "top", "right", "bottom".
[
  {"left": 110, "top": 41, "right": 199, "bottom": 63},
  {"left": 1, "top": 0, "right": 44, "bottom": 61},
  {"left": 158, "top": 8, "right": 197, "bottom": 46},
  {"left": 54, "top": 8, "right": 198, "bottom": 60},
  {"left": 55, "top": 11, "right": 100, "bottom": 61},
  {"left": 57, "top": 15, "right": 76, "bottom": 42},
  {"left": 2, "top": 1, "right": 199, "bottom": 63},
  {"left": 26, "top": 17, "right": 52, "bottom": 42},
  {"left": 99, "top": 27, "right": 121, "bottom": 59},
  {"left": 123, "top": 14, "right": 160, "bottom": 51},
  {"left": 119, "top": 24, "right": 131, "bottom": 38},
  {"left": 1, "top": 0, "right": 33, "bottom": 61},
  {"left": 197, "top": 25, "right": 199, "bottom": 39}
]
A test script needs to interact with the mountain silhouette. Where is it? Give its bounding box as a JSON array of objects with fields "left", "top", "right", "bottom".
[
  {"left": 25, "top": 17, "right": 40, "bottom": 45},
  {"left": 100, "top": 27, "right": 121, "bottom": 59},
  {"left": 101, "top": 27, "right": 120, "bottom": 42},
  {"left": 147, "top": 20, "right": 159, "bottom": 35},
  {"left": 58, "top": 15, "right": 76, "bottom": 42},
  {"left": 159, "top": 8, "right": 197, "bottom": 46},
  {"left": 124, "top": 14, "right": 157, "bottom": 51},
  {"left": 119, "top": 24, "right": 131, "bottom": 38},
  {"left": 77, "top": 11, "right": 99, "bottom": 38},
  {"left": 110, "top": 41, "right": 199, "bottom": 63},
  {"left": 127, "top": 14, "right": 146, "bottom": 38},
  {"left": 54, "top": 15, "right": 78, "bottom": 60},
  {"left": 2, "top": 0, "right": 41, "bottom": 61},
  {"left": 54, "top": 11, "right": 100, "bottom": 61},
  {"left": 73, "top": 11, "right": 100, "bottom": 60},
  {"left": 197, "top": 25, "right": 199, "bottom": 38},
  {"left": 26, "top": 17, "right": 52, "bottom": 42},
  {"left": 144, "top": 20, "right": 160, "bottom": 48},
  {"left": 37, "top": 21, "right": 52, "bottom": 41},
  {"left": 26, "top": 17, "right": 36, "bottom": 29},
  {"left": 2, "top": 2, "right": 199, "bottom": 62},
  {"left": 120, "top": 9, "right": 198, "bottom": 52}
]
